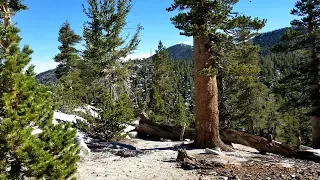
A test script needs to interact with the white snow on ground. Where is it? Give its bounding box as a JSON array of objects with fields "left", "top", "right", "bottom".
[
  {"left": 31, "top": 127, "right": 43, "bottom": 135},
  {"left": 53, "top": 111, "right": 85, "bottom": 124},
  {"left": 74, "top": 104, "right": 100, "bottom": 118},
  {"left": 305, "top": 149, "right": 320, "bottom": 156},
  {"left": 31, "top": 111, "right": 91, "bottom": 156}
]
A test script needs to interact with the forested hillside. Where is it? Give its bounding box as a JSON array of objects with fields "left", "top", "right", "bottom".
[{"left": 252, "top": 27, "right": 289, "bottom": 55}]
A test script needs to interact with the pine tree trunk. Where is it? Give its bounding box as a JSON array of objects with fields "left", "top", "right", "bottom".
[
  {"left": 312, "top": 116, "right": 320, "bottom": 149},
  {"left": 180, "top": 123, "right": 186, "bottom": 141},
  {"left": 193, "top": 36, "right": 230, "bottom": 150},
  {"left": 217, "top": 75, "right": 228, "bottom": 127}
]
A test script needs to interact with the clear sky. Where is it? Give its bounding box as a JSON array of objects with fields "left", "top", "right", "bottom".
[{"left": 13, "top": 0, "right": 298, "bottom": 74}]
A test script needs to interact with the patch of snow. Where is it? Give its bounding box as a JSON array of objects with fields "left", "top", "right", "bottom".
[
  {"left": 130, "top": 119, "right": 140, "bottom": 126},
  {"left": 74, "top": 104, "right": 100, "bottom": 118},
  {"left": 123, "top": 124, "right": 136, "bottom": 133},
  {"left": 299, "top": 145, "right": 314, "bottom": 151},
  {"left": 31, "top": 127, "right": 42, "bottom": 135},
  {"left": 127, "top": 131, "right": 138, "bottom": 138},
  {"left": 75, "top": 130, "right": 91, "bottom": 156},
  {"left": 53, "top": 111, "right": 85, "bottom": 125},
  {"left": 305, "top": 149, "right": 320, "bottom": 157},
  {"left": 76, "top": 130, "right": 93, "bottom": 143}
]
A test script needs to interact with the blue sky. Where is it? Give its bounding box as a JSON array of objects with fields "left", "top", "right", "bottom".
[{"left": 13, "top": 0, "right": 298, "bottom": 73}]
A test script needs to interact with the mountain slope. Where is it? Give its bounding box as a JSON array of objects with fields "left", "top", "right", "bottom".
[
  {"left": 252, "top": 27, "right": 289, "bottom": 55},
  {"left": 167, "top": 43, "right": 193, "bottom": 60},
  {"left": 35, "top": 69, "right": 56, "bottom": 85}
]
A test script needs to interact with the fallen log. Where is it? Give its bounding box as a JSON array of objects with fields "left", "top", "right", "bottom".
[
  {"left": 219, "top": 127, "right": 297, "bottom": 157},
  {"left": 136, "top": 114, "right": 297, "bottom": 157}
]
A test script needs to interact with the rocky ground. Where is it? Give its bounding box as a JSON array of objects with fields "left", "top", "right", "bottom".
[{"left": 76, "top": 138, "right": 320, "bottom": 180}]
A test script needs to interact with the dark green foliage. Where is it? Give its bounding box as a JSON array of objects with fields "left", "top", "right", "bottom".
[
  {"left": 148, "top": 41, "right": 175, "bottom": 123},
  {"left": 270, "top": 0, "right": 320, "bottom": 146},
  {"left": 252, "top": 28, "right": 289, "bottom": 55},
  {"left": 52, "top": 21, "right": 86, "bottom": 114},
  {"left": 35, "top": 69, "right": 57, "bottom": 85},
  {"left": 172, "top": 93, "right": 189, "bottom": 127},
  {"left": 149, "top": 84, "right": 167, "bottom": 123},
  {"left": 54, "top": 21, "right": 82, "bottom": 79},
  {"left": 275, "top": 0, "right": 320, "bottom": 116},
  {"left": 151, "top": 41, "right": 173, "bottom": 94},
  {"left": 220, "top": 27, "right": 274, "bottom": 134},
  {"left": 77, "top": 88, "right": 134, "bottom": 141},
  {"left": 276, "top": 109, "right": 311, "bottom": 145},
  {"left": 115, "top": 92, "right": 135, "bottom": 125},
  {"left": 37, "top": 123, "right": 80, "bottom": 179},
  {"left": 52, "top": 71, "right": 87, "bottom": 113},
  {"left": 0, "top": 1, "right": 79, "bottom": 178}
]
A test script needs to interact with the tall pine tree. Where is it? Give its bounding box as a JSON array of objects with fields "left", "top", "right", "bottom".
[
  {"left": 54, "top": 21, "right": 82, "bottom": 79},
  {"left": 275, "top": 0, "right": 320, "bottom": 148},
  {"left": 0, "top": 1, "right": 79, "bottom": 179},
  {"left": 167, "top": 0, "right": 265, "bottom": 149},
  {"left": 81, "top": 0, "right": 142, "bottom": 86},
  {"left": 148, "top": 41, "right": 174, "bottom": 123},
  {"left": 53, "top": 21, "right": 85, "bottom": 113}
]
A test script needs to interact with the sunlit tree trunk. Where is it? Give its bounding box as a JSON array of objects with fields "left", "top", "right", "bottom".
[{"left": 193, "top": 36, "right": 229, "bottom": 150}]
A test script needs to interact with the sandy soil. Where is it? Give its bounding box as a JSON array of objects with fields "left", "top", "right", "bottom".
[
  {"left": 76, "top": 139, "right": 320, "bottom": 180},
  {"left": 76, "top": 139, "right": 205, "bottom": 180}
]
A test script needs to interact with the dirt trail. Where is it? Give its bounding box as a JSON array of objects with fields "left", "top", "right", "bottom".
[
  {"left": 76, "top": 139, "right": 320, "bottom": 180},
  {"left": 76, "top": 139, "right": 205, "bottom": 180}
]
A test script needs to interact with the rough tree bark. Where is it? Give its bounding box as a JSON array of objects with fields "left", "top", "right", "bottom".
[
  {"left": 193, "top": 36, "right": 229, "bottom": 150},
  {"left": 312, "top": 116, "right": 320, "bottom": 149}
]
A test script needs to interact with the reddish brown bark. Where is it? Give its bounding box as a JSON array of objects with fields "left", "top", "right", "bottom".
[
  {"left": 193, "top": 36, "right": 230, "bottom": 150},
  {"left": 312, "top": 116, "right": 320, "bottom": 149}
]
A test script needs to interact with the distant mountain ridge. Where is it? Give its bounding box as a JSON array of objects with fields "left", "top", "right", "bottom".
[
  {"left": 252, "top": 27, "right": 289, "bottom": 55},
  {"left": 35, "top": 27, "right": 288, "bottom": 84},
  {"left": 167, "top": 43, "right": 193, "bottom": 60}
]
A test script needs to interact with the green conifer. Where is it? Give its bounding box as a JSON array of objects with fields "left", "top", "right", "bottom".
[
  {"left": 172, "top": 93, "right": 189, "bottom": 127},
  {"left": 167, "top": 0, "right": 265, "bottom": 149},
  {"left": 81, "top": 0, "right": 142, "bottom": 84},
  {"left": 148, "top": 41, "right": 174, "bottom": 123},
  {"left": 77, "top": 87, "right": 134, "bottom": 141},
  {"left": 0, "top": 2, "right": 79, "bottom": 179},
  {"left": 54, "top": 21, "right": 82, "bottom": 79},
  {"left": 274, "top": 0, "right": 320, "bottom": 148}
]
